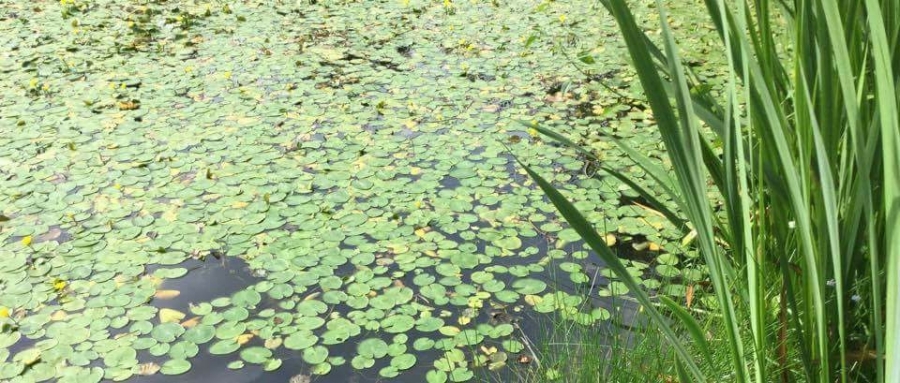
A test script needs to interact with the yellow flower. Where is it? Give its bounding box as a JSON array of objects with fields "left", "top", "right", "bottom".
[
  {"left": 0, "top": 307, "right": 9, "bottom": 318},
  {"left": 559, "top": 14, "right": 567, "bottom": 23},
  {"left": 21, "top": 235, "right": 32, "bottom": 246},
  {"left": 443, "top": 0, "right": 451, "bottom": 7},
  {"left": 53, "top": 279, "right": 67, "bottom": 291}
]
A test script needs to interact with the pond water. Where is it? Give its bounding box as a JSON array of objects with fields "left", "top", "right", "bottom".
[{"left": 0, "top": 0, "right": 709, "bottom": 382}]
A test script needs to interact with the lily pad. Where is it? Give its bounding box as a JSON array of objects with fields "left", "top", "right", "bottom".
[
  {"left": 240, "top": 347, "right": 272, "bottom": 364},
  {"left": 284, "top": 331, "right": 319, "bottom": 350},
  {"left": 391, "top": 354, "right": 417, "bottom": 370},
  {"left": 209, "top": 340, "right": 240, "bottom": 355},
  {"left": 160, "top": 359, "right": 192, "bottom": 375},
  {"left": 512, "top": 278, "right": 547, "bottom": 295},
  {"left": 151, "top": 323, "right": 185, "bottom": 343},
  {"left": 302, "top": 346, "right": 329, "bottom": 365}
]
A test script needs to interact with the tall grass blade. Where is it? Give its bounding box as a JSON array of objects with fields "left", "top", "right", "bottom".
[
  {"left": 523, "top": 121, "right": 688, "bottom": 230},
  {"left": 602, "top": 0, "right": 748, "bottom": 380},
  {"left": 715, "top": 0, "right": 764, "bottom": 379},
  {"left": 864, "top": 1, "right": 900, "bottom": 380},
  {"left": 817, "top": 1, "right": 865, "bottom": 378},
  {"left": 658, "top": 295, "right": 712, "bottom": 364},
  {"left": 652, "top": 2, "right": 748, "bottom": 380}
]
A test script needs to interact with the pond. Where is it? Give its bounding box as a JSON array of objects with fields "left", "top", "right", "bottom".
[{"left": 0, "top": 0, "right": 708, "bottom": 382}]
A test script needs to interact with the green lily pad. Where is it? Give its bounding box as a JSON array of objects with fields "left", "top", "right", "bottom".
[
  {"left": 512, "top": 278, "right": 547, "bottom": 295},
  {"left": 103, "top": 347, "right": 136, "bottom": 367},
  {"left": 427, "top": 370, "right": 449, "bottom": 383},
  {"left": 302, "top": 346, "right": 329, "bottom": 365},
  {"left": 358, "top": 338, "right": 389, "bottom": 359},
  {"left": 231, "top": 289, "right": 262, "bottom": 308},
  {"left": 352, "top": 355, "right": 375, "bottom": 369},
  {"left": 240, "top": 347, "right": 272, "bottom": 364},
  {"left": 454, "top": 329, "right": 484, "bottom": 346},
  {"left": 216, "top": 322, "right": 247, "bottom": 339},
  {"left": 183, "top": 324, "right": 216, "bottom": 344},
  {"left": 495, "top": 236, "right": 522, "bottom": 250},
  {"left": 311, "top": 361, "right": 332, "bottom": 375},
  {"left": 449, "top": 253, "right": 479, "bottom": 269},
  {"left": 391, "top": 354, "right": 416, "bottom": 370},
  {"left": 160, "top": 359, "right": 192, "bottom": 375},
  {"left": 381, "top": 314, "right": 415, "bottom": 333},
  {"left": 416, "top": 317, "right": 444, "bottom": 332},
  {"left": 378, "top": 365, "right": 398, "bottom": 378},
  {"left": 151, "top": 323, "right": 185, "bottom": 343},
  {"left": 502, "top": 339, "right": 525, "bottom": 353},
  {"left": 284, "top": 331, "right": 318, "bottom": 350},
  {"left": 209, "top": 340, "right": 240, "bottom": 355},
  {"left": 449, "top": 367, "right": 474, "bottom": 382},
  {"left": 0, "top": 332, "right": 22, "bottom": 348}
]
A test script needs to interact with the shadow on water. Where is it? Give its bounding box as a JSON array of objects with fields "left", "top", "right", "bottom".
[
  {"left": 132, "top": 256, "right": 444, "bottom": 383},
  {"left": 127, "top": 257, "right": 268, "bottom": 383},
  {"left": 146, "top": 257, "right": 260, "bottom": 314}
]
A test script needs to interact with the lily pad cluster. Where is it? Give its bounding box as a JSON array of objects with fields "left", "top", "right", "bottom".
[{"left": 0, "top": 0, "right": 716, "bottom": 381}]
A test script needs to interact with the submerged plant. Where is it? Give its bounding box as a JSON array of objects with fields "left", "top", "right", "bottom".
[{"left": 522, "top": 0, "right": 899, "bottom": 381}]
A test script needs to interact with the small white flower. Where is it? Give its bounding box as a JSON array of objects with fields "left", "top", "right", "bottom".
[
  {"left": 788, "top": 221, "right": 796, "bottom": 229},
  {"left": 851, "top": 295, "right": 861, "bottom": 303},
  {"left": 826, "top": 279, "right": 836, "bottom": 287}
]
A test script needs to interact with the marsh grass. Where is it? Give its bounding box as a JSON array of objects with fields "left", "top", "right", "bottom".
[
  {"left": 518, "top": 0, "right": 899, "bottom": 381},
  {"left": 524, "top": 299, "right": 673, "bottom": 383},
  {"left": 492, "top": 287, "right": 717, "bottom": 383}
]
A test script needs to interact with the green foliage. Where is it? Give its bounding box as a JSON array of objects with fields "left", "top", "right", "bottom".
[{"left": 525, "top": 0, "right": 899, "bottom": 381}]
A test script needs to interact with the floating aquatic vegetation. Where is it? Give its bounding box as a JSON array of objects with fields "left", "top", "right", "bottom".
[{"left": 0, "top": 0, "right": 715, "bottom": 381}]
